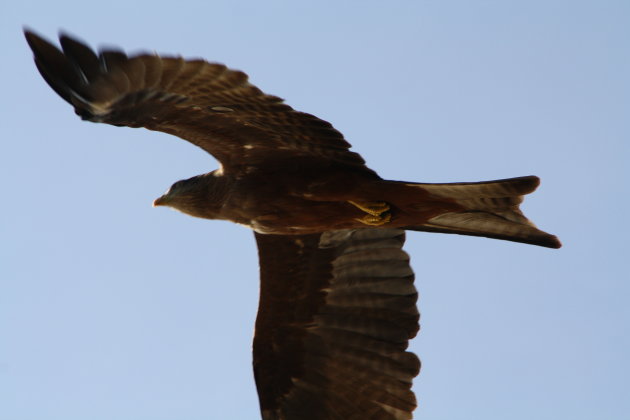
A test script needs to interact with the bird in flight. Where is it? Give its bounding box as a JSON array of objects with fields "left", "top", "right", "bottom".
[{"left": 25, "top": 29, "right": 561, "bottom": 420}]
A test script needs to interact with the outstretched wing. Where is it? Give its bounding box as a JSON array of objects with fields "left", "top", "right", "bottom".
[
  {"left": 254, "top": 229, "right": 420, "bottom": 420},
  {"left": 24, "top": 30, "right": 370, "bottom": 173}
]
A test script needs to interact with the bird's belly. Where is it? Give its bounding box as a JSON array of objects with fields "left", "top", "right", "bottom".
[
  {"left": 221, "top": 171, "right": 395, "bottom": 234},
  {"left": 236, "top": 199, "right": 363, "bottom": 235}
]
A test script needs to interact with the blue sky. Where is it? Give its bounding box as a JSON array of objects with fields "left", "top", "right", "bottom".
[{"left": 2, "top": 1, "right": 628, "bottom": 419}]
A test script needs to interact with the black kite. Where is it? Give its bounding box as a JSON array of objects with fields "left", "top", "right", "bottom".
[{"left": 25, "top": 30, "right": 561, "bottom": 420}]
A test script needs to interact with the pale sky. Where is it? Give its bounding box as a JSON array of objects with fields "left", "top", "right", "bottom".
[{"left": 2, "top": 1, "right": 629, "bottom": 419}]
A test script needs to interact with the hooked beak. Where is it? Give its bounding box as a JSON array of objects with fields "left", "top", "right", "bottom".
[{"left": 153, "top": 195, "right": 167, "bottom": 207}]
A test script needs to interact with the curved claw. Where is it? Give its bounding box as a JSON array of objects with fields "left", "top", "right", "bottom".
[
  {"left": 355, "top": 212, "right": 392, "bottom": 226},
  {"left": 348, "top": 200, "right": 390, "bottom": 216}
]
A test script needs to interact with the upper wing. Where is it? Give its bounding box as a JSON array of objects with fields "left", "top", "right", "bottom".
[
  {"left": 24, "top": 30, "right": 370, "bottom": 173},
  {"left": 253, "top": 229, "right": 420, "bottom": 420}
]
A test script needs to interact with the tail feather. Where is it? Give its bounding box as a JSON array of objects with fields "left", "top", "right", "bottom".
[
  {"left": 412, "top": 212, "right": 561, "bottom": 248},
  {"left": 404, "top": 176, "right": 561, "bottom": 248},
  {"left": 415, "top": 175, "right": 540, "bottom": 198}
]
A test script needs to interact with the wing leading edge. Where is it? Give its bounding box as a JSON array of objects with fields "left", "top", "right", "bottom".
[{"left": 24, "top": 30, "right": 370, "bottom": 173}]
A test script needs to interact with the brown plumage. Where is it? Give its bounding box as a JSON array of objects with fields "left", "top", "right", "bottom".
[
  {"left": 25, "top": 29, "right": 561, "bottom": 420},
  {"left": 255, "top": 229, "right": 419, "bottom": 419}
]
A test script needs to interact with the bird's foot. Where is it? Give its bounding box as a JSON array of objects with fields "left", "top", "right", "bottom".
[
  {"left": 348, "top": 200, "right": 390, "bottom": 216},
  {"left": 355, "top": 212, "right": 392, "bottom": 226}
]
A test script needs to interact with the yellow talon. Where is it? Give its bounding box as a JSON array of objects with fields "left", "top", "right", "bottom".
[
  {"left": 348, "top": 200, "right": 390, "bottom": 216},
  {"left": 355, "top": 212, "right": 392, "bottom": 226}
]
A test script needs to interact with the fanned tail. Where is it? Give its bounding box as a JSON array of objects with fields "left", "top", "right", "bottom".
[{"left": 405, "top": 176, "right": 561, "bottom": 248}]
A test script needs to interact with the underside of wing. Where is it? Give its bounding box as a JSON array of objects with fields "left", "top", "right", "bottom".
[
  {"left": 24, "top": 30, "right": 371, "bottom": 173},
  {"left": 253, "top": 229, "right": 419, "bottom": 420}
]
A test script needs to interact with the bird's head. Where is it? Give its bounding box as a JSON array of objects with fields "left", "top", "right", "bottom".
[
  {"left": 153, "top": 179, "right": 191, "bottom": 208},
  {"left": 153, "top": 172, "right": 227, "bottom": 220}
]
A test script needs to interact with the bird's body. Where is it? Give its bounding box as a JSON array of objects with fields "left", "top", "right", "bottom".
[
  {"left": 25, "top": 29, "right": 560, "bottom": 420},
  {"left": 157, "top": 160, "right": 553, "bottom": 245},
  {"left": 154, "top": 160, "right": 424, "bottom": 234}
]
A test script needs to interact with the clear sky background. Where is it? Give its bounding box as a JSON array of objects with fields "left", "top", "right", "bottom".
[{"left": 2, "top": 1, "right": 628, "bottom": 419}]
